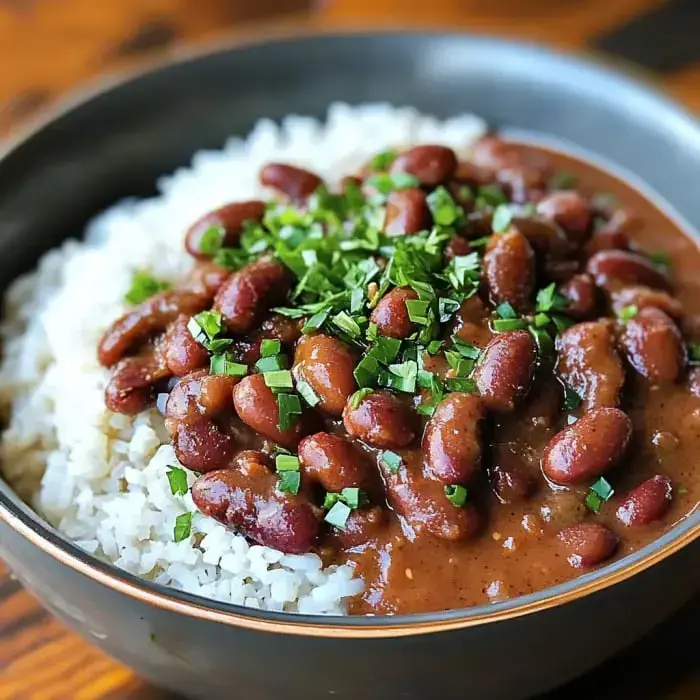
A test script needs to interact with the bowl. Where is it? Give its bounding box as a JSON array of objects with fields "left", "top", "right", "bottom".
[{"left": 0, "top": 30, "right": 698, "bottom": 700}]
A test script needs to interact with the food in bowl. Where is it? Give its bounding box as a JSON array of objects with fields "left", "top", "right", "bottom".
[{"left": 1, "top": 103, "right": 698, "bottom": 616}]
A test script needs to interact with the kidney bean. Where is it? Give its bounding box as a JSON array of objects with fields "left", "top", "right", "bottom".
[
  {"left": 380, "top": 454, "right": 479, "bottom": 541},
  {"left": 484, "top": 230, "right": 536, "bottom": 312},
  {"left": 369, "top": 287, "right": 418, "bottom": 339},
  {"left": 541, "top": 407, "right": 632, "bottom": 485},
  {"left": 610, "top": 286, "right": 682, "bottom": 319},
  {"left": 490, "top": 444, "right": 537, "bottom": 503},
  {"left": 213, "top": 257, "right": 292, "bottom": 334},
  {"left": 172, "top": 419, "right": 235, "bottom": 473},
  {"left": 559, "top": 274, "right": 598, "bottom": 320},
  {"left": 184, "top": 201, "right": 265, "bottom": 259},
  {"left": 343, "top": 390, "right": 416, "bottom": 449},
  {"left": 470, "top": 137, "right": 521, "bottom": 171},
  {"left": 232, "top": 373, "right": 304, "bottom": 449},
  {"left": 186, "top": 262, "right": 231, "bottom": 299},
  {"left": 166, "top": 370, "right": 237, "bottom": 425},
  {"left": 616, "top": 475, "right": 673, "bottom": 527},
  {"left": 383, "top": 189, "right": 431, "bottom": 235},
  {"left": 536, "top": 191, "right": 592, "bottom": 243},
  {"left": 444, "top": 236, "right": 472, "bottom": 264},
  {"left": 451, "top": 160, "right": 493, "bottom": 188},
  {"left": 423, "top": 393, "right": 484, "bottom": 484},
  {"left": 293, "top": 333, "right": 356, "bottom": 416},
  {"left": 298, "top": 432, "right": 373, "bottom": 492},
  {"left": 451, "top": 295, "right": 493, "bottom": 347},
  {"left": 192, "top": 463, "right": 320, "bottom": 554},
  {"left": 259, "top": 163, "right": 322, "bottom": 200},
  {"left": 328, "top": 506, "right": 387, "bottom": 549},
  {"left": 586, "top": 250, "right": 671, "bottom": 292},
  {"left": 509, "top": 217, "right": 572, "bottom": 262},
  {"left": 497, "top": 166, "right": 548, "bottom": 205},
  {"left": 620, "top": 307, "right": 685, "bottom": 382},
  {"left": 557, "top": 522, "right": 619, "bottom": 568},
  {"left": 162, "top": 315, "right": 209, "bottom": 376},
  {"left": 473, "top": 331, "right": 537, "bottom": 412},
  {"left": 105, "top": 352, "right": 168, "bottom": 415},
  {"left": 390, "top": 145, "right": 457, "bottom": 187},
  {"left": 98, "top": 290, "right": 208, "bottom": 367},
  {"left": 556, "top": 321, "right": 625, "bottom": 410},
  {"left": 233, "top": 314, "right": 302, "bottom": 365}
]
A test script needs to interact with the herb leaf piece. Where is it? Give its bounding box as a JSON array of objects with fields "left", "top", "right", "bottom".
[
  {"left": 173, "top": 512, "right": 193, "bottom": 542},
  {"left": 167, "top": 466, "right": 188, "bottom": 496}
]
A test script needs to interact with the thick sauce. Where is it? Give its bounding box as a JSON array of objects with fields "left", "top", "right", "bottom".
[{"left": 98, "top": 139, "right": 700, "bottom": 615}]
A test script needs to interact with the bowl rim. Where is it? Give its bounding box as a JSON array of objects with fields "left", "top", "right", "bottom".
[{"left": 0, "top": 25, "right": 698, "bottom": 638}]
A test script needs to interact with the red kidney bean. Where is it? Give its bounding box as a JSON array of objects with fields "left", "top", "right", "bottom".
[
  {"left": 451, "top": 160, "right": 493, "bottom": 188},
  {"left": 166, "top": 370, "right": 237, "bottom": 425},
  {"left": 423, "top": 393, "right": 484, "bottom": 484},
  {"left": 536, "top": 191, "right": 592, "bottom": 243},
  {"left": 380, "top": 454, "right": 479, "bottom": 541},
  {"left": 343, "top": 390, "right": 416, "bottom": 449},
  {"left": 259, "top": 163, "right": 323, "bottom": 200},
  {"left": 557, "top": 522, "right": 619, "bottom": 568},
  {"left": 162, "top": 315, "right": 209, "bottom": 376},
  {"left": 541, "top": 407, "right": 632, "bottom": 485},
  {"left": 172, "top": 419, "right": 236, "bottom": 473},
  {"left": 105, "top": 352, "right": 169, "bottom": 415},
  {"left": 186, "top": 262, "right": 231, "bottom": 298},
  {"left": 184, "top": 201, "right": 265, "bottom": 259},
  {"left": 192, "top": 462, "right": 320, "bottom": 554},
  {"left": 444, "top": 236, "right": 472, "bottom": 264},
  {"left": 510, "top": 217, "right": 571, "bottom": 259},
  {"left": 497, "top": 165, "right": 548, "bottom": 205},
  {"left": 470, "top": 137, "right": 521, "bottom": 171},
  {"left": 586, "top": 250, "right": 671, "bottom": 292},
  {"left": 98, "top": 290, "right": 208, "bottom": 367},
  {"left": 232, "top": 373, "right": 305, "bottom": 449},
  {"left": 213, "top": 257, "right": 292, "bottom": 334},
  {"left": 451, "top": 295, "right": 493, "bottom": 347},
  {"left": 586, "top": 208, "right": 635, "bottom": 253},
  {"left": 369, "top": 287, "right": 418, "bottom": 339},
  {"left": 620, "top": 307, "right": 685, "bottom": 382},
  {"left": 484, "top": 229, "right": 536, "bottom": 312},
  {"left": 556, "top": 321, "right": 625, "bottom": 410},
  {"left": 233, "top": 314, "right": 302, "bottom": 365},
  {"left": 293, "top": 333, "right": 357, "bottom": 416},
  {"left": 383, "top": 189, "right": 431, "bottom": 235},
  {"left": 328, "top": 506, "right": 387, "bottom": 549},
  {"left": 610, "top": 285, "right": 682, "bottom": 319},
  {"left": 490, "top": 445, "right": 537, "bottom": 503},
  {"left": 473, "top": 331, "right": 537, "bottom": 412},
  {"left": 559, "top": 274, "right": 598, "bottom": 320},
  {"left": 298, "top": 432, "right": 373, "bottom": 492},
  {"left": 616, "top": 475, "right": 673, "bottom": 527},
  {"left": 390, "top": 145, "right": 458, "bottom": 187}
]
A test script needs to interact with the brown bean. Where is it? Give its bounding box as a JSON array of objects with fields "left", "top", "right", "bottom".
[
  {"left": 559, "top": 274, "right": 598, "bottom": 320},
  {"left": 610, "top": 286, "right": 682, "bottom": 319},
  {"left": 105, "top": 353, "right": 168, "bottom": 415},
  {"left": 184, "top": 201, "right": 265, "bottom": 259},
  {"left": 212, "top": 257, "right": 292, "bottom": 334},
  {"left": 192, "top": 463, "right": 320, "bottom": 554},
  {"left": 166, "top": 370, "right": 237, "bottom": 425},
  {"left": 383, "top": 189, "right": 431, "bottom": 235},
  {"left": 490, "top": 445, "right": 537, "bottom": 503},
  {"left": 162, "top": 315, "right": 209, "bottom": 376},
  {"left": 510, "top": 217, "right": 571, "bottom": 259},
  {"left": 620, "top": 307, "right": 685, "bottom": 382},
  {"left": 369, "top": 287, "right": 418, "bottom": 339},
  {"left": 259, "top": 163, "right": 323, "bottom": 200},
  {"left": 585, "top": 209, "right": 634, "bottom": 257},
  {"left": 423, "top": 393, "right": 484, "bottom": 484},
  {"left": 390, "top": 145, "right": 457, "bottom": 187},
  {"left": 173, "top": 419, "right": 236, "bottom": 473},
  {"left": 586, "top": 250, "right": 671, "bottom": 292},
  {"left": 451, "top": 160, "right": 493, "bottom": 188},
  {"left": 98, "top": 290, "right": 208, "bottom": 367},
  {"left": 557, "top": 522, "right": 619, "bottom": 568},
  {"left": 484, "top": 230, "right": 536, "bottom": 312},
  {"left": 556, "top": 321, "right": 625, "bottom": 410},
  {"left": 186, "top": 262, "right": 231, "bottom": 298},
  {"left": 444, "top": 236, "right": 472, "bottom": 264},
  {"left": 298, "top": 432, "right": 373, "bottom": 492},
  {"left": 232, "top": 373, "right": 305, "bottom": 449},
  {"left": 474, "top": 331, "right": 537, "bottom": 412},
  {"left": 380, "top": 454, "right": 479, "bottom": 541},
  {"left": 497, "top": 166, "right": 547, "bottom": 204},
  {"left": 328, "top": 506, "right": 387, "bottom": 549},
  {"left": 536, "top": 191, "right": 592, "bottom": 242},
  {"left": 293, "top": 333, "right": 356, "bottom": 416},
  {"left": 233, "top": 314, "right": 302, "bottom": 365},
  {"left": 616, "top": 475, "right": 673, "bottom": 527},
  {"left": 470, "top": 137, "right": 521, "bottom": 171},
  {"left": 542, "top": 407, "right": 632, "bottom": 485},
  {"left": 343, "top": 390, "right": 416, "bottom": 449}
]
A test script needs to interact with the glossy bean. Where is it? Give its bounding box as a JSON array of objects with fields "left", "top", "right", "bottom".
[
  {"left": 383, "top": 189, "right": 431, "bottom": 235},
  {"left": 259, "top": 163, "right": 323, "bottom": 200},
  {"left": 186, "top": 262, "right": 231, "bottom": 298},
  {"left": 559, "top": 274, "right": 598, "bottom": 320},
  {"left": 557, "top": 522, "right": 619, "bottom": 568},
  {"left": 172, "top": 419, "right": 235, "bottom": 473},
  {"left": 443, "top": 236, "right": 472, "bottom": 264},
  {"left": 298, "top": 432, "right": 373, "bottom": 492},
  {"left": 166, "top": 370, "right": 237, "bottom": 425},
  {"left": 163, "top": 315, "right": 210, "bottom": 376},
  {"left": 328, "top": 506, "right": 388, "bottom": 549},
  {"left": 610, "top": 286, "right": 682, "bottom": 319},
  {"left": 104, "top": 354, "right": 168, "bottom": 415},
  {"left": 484, "top": 230, "right": 536, "bottom": 312},
  {"left": 233, "top": 314, "right": 302, "bottom": 365},
  {"left": 490, "top": 445, "right": 537, "bottom": 503},
  {"left": 616, "top": 475, "right": 672, "bottom": 527},
  {"left": 536, "top": 191, "right": 592, "bottom": 243},
  {"left": 343, "top": 390, "right": 416, "bottom": 449},
  {"left": 390, "top": 145, "right": 457, "bottom": 187},
  {"left": 586, "top": 250, "right": 671, "bottom": 292},
  {"left": 369, "top": 287, "right": 418, "bottom": 340}
]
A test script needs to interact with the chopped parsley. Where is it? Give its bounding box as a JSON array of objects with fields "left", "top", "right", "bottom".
[
  {"left": 426, "top": 186, "right": 463, "bottom": 227},
  {"left": 370, "top": 149, "right": 398, "bottom": 171},
  {"left": 198, "top": 225, "right": 225, "bottom": 256},
  {"left": 173, "top": 512, "right": 192, "bottom": 542},
  {"left": 349, "top": 387, "right": 374, "bottom": 409},
  {"left": 536, "top": 283, "right": 569, "bottom": 313},
  {"left": 365, "top": 172, "right": 420, "bottom": 194},
  {"left": 584, "top": 477, "right": 615, "bottom": 513},
  {"left": 277, "top": 470, "right": 301, "bottom": 495},
  {"left": 188, "top": 310, "right": 224, "bottom": 346},
  {"left": 617, "top": 305, "right": 638, "bottom": 323},
  {"left": 277, "top": 392, "right": 302, "bottom": 431},
  {"left": 491, "top": 204, "right": 513, "bottom": 233},
  {"left": 210, "top": 353, "right": 247, "bottom": 377},
  {"left": 166, "top": 466, "right": 188, "bottom": 496},
  {"left": 124, "top": 272, "right": 170, "bottom": 305}
]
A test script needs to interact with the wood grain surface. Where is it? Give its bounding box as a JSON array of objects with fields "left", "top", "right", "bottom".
[{"left": 0, "top": 0, "right": 698, "bottom": 698}]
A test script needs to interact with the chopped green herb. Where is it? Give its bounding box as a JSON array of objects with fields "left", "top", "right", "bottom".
[
  {"left": 445, "top": 376, "right": 476, "bottom": 393},
  {"left": 426, "top": 186, "right": 463, "bottom": 227},
  {"left": 255, "top": 354, "right": 288, "bottom": 373},
  {"left": 426, "top": 340, "right": 444, "bottom": 354},
  {"left": 380, "top": 450, "right": 402, "bottom": 474},
  {"left": 444, "top": 484, "right": 468, "bottom": 507},
  {"left": 331, "top": 310, "right": 363, "bottom": 339},
  {"left": 370, "top": 149, "right": 398, "bottom": 171},
  {"left": 324, "top": 487, "right": 366, "bottom": 512},
  {"left": 649, "top": 252, "right": 670, "bottom": 268},
  {"left": 166, "top": 466, "right": 188, "bottom": 496},
  {"left": 438, "top": 297, "right": 462, "bottom": 323},
  {"left": 349, "top": 387, "right": 374, "bottom": 409},
  {"left": 457, "top": 184, "right": 474, "bottom": 202},
  {"left": 451, "top": 336, "right": 481, "bottom": 360},
  {"left": 260, "top": 339, "right": 282, "bottom": 358},
  {"left": 563, "top": 388, "right": 582, "bottom": 411},
  {"left": 678, "top": 487, "right": 689, "bottom": 495},
  {"left": 445, "top": 351, "right": 474, "bottom": 377},
  {"left": 277, "top": 470, "right": 301, "bottom": 495},
  {"left": 536, "top": 283, "right": 569, "bottom": 313},
  {"left": 210, "top": 353, "right": 248, "bottom": 377},
  {"left": 264, "top": 369, "right": 294, "bottom": 390},
  {"left": 188, "top": 310, "right": 224, "bottom": 345},
  {"left": 529, "top": 326, "right": 555, "bottom": 357},
  {"left": 124, "top": 272, "right": 170, "bottom": 305},
  {"left": 302, "top": 309, "right": 330, "bottom": 334},
  {"left": 548, "top": 171, "right": 578, "bottom": 190},
  {"left": 551, "top": 314, "right": 574, "bottom": 333},
  {"left": 354, "top": 353, "right": 382, "bottom": 388},
  {"left": 350, "top": 287, "right": 365, "bottom": 314},
  {"left": 277, "top": 392, "right": 302, "bottom": 431},
  {"left": 534, "top": 312, "right": 551, "bottom": 328},
  {"left": 476, "top": 184, "right": 507, "bottom": 209},
  {"left": 275, "top": 454, "right": 300, "bottom": 472},
  {"left": 198, "top": 225, "right": 225, "bottom": 256},
  {"left": 296, "top": 376, "right": 321, "bottom": 407},
  {"left": 491, "top": 204, "right": 513, "bottom": 233},
  {"left": 173, "top": 512, "right": 192, "bottom": 542},
  {"left": 493, "top": 318, "right": 528, "bottom": 332},
  {"left": 380, "top": 360, "right": 417, "bottom": 393},
  {"left": 592, "top": 193, "right": 618, "bottom": 211},
  {"left": 495, "top": 301, "right": 518, "bottom": 320},
  {"left": 207, "top": 338, "right": 234, "bottom": 353},
  {"left": 405, "top": 299, "right": 431, "bottom": 325},
  {"left": 688, "top": 343, "right": 700, "bottom": 364},
  {"left": 324, "top": 501, "right": 352, "bottom": 529},
  {"left": 618, "top": 305, "right": 638, "bottom": 323},
  {"left": 365, "top": 172, "right": 421, "bottom": 195},
  {"left": 585, "top": 477, "right": 615, "bottom": 512}
]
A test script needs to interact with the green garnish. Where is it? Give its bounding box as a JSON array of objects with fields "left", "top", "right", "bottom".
[
  {"left": 263, "top": 370, "right": 294, "bottom": 390},
  {"left": 365, "top": 172, "right": 420, "bottom": 195},
  {"left": 405, "top": 299, "right": 431, "bottom": 325},
  {"left": 324, "top": 501, "right": 352, "bottom": 529},
  {"left": 445, "top": 377, "right": 477, "bottom": 393},
  {"left": 529, "top": 326, "right": 555, "bottom": 357},
  {"left": 426, "top": 186, "right": 463, "bottom": 227},
  {"left": 380, "top": 450, "right": 402, "bottom": 474},
  {"left": 536, "top": 283, "right": 569, "bottom": 313},
  {"left": 451, "top": 336, "right": 481, "bottom": 359},
  {"left": 260, "top": 339, "right": 282, "bottom": 357},
  {"left": 323, "top": 487, "right": 367, "bottom": 512},
  {"left": 188, "top": 310, "right": 224, "bottom": 345},
  {"left": 331, "top": 311, "right": 364, "bottom": 339},
  {"left": 370, "top": 149, "right": 398, "bottom": 171},
  {"left": 444, "top": 484, "right": 468, "bottom": 507},
  {"left": 173, "top": 512, "right": 192, "bottom": 542},
  {"left": 255, "top": 354, "right": 288, "bottom": 373},
  {"left": 495, "top": 301, "right": 518, "bottom": 319},
  {"left": 166, "top": 466, "right": 188, "bottom": 496},
  {"left": 277, "top": 470, "right": 301, "bottom": 495},
  {"left": 563, "top": 388, "right": 582, "bottom": 412},
  {"left": 277, "top": 392, "right": 302, "bottom": 431},
  {"left": 688, "top": 343, "right": 700, "bottom": 364},
  {"left": 584, "top": 477, "right": 615, "bottom": 513},
  {"left": 302, "top": 309, "right": 330, "bottom": 334},
  {"left": 296, "top": 376, "right": 321, "bottom": 407},
  {"left": 491, "top": 204, "right": 513, "bottom": 233},
  {"left": 475, "top": 184, "right": 507, "bottom": 209},
  {"left": 618, "top": 305, "right": 638, "bottom": 323},
  {"left": 198, "top": 225, "right": 225, "bottom": 256},
  {"left": 380, "top": 360, "right": 417, "bottom": 393},
  {"left": 210, "top": 353, "right": 248, "bottom": 377},
  {"left": 124, "top": 272, "right": 170, "bottom": 305},
  {"left": 649, "top": 252, "right": 670, "bottom": 268},
  {"left": 349, "top": 387, "right": 374, "bottom": 410},
  {"left": 548, "top": 171, "right": 577, "bottom": 190},
  {"left": 275, "top": 454, "right": 300, "bottom": 472},
  {"left": 493, "top": 318, "right": 528, "bottom": 332}
]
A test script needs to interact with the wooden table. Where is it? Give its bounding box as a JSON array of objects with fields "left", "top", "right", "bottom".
[{"left": 0, "top": 1, "right": 698, "bottom": 697}]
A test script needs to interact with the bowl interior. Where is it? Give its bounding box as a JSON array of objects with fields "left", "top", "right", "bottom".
[{"left": 0, "top": 30, "right": 699, "bottom": 627}]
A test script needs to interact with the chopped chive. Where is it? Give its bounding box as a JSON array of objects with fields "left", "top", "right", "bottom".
[
  {"left": 438, "top": 297, "right": 462, "bottom": 322},
  {"left": 451, "top": 336, "right": 481, "bottom": 360},
  {"left": 551, "top": 314, "right": 574, "bottom": 332},
  {"left": 426, "top": 186, "right": 462, "bottom": 226},
  {"left": 207, "top": 338, "right": 234, "bottom": 353},
  {"left": 476, "top": 184, "right": 507, "bottom": 209},
  {"left": 534, "top": 312, "right": 551, "bottom": 328},
  {"left": 198, "top": 225, "right": 225, "bottom": 256},
  {"left": 444, "top": 484, "right": 468, "bottom": 507},
  {"left": 380, "top": 360, "right": 417, "bottom": 393},
  {"left": 405, "top": 299, "right": 431, "bottom": 325},
  {"left": 529, "top": 326, "right": 555, "bottom": 357},
  {"left": 125, "top": 272, "right": 170, "bottom": 305},
  {"left": 188, "top": 310, "right": 224, "bottom": 345},
  {"left": 349, "top": 387, "right": 374, "bottom": 410},
  {"left": 649, "top": 251, "right": 670, "bottom": 268},
  {"left": 354, "top": 353, "right": 381, "bottom": 388},
  {"left": 296, "top": 376, "right": 321, "bottom": 407},
  {"left": 350, "top": 287, "right": 365, "bottom": 314},
  {"left": 324, "top": 501, "right": 352, "bottom": 529},
  {"left": 426, "top": 340, "right": 444, "bottom": 354},
  {"left": 585, "top": 477, "right": 615, "bottom": 512},
  {"left": 264, "top": 370, "right": 294, "bottom": 390},
  {"left": 275, "top": 454, "right": 300, "bottom": 472},
  {"left": 260, "top": 339, "right": 282, "bottom": 358},
  {"left": 255, "top": 354, "right": 288, "bottom": 373},
  {"left": 493, "top": 318, "right": 528, "bottom": 332},
  {"left": 370, "top": 149, "right": 398, "bottom": 171},
  {"left": 536, "top": 283, "right": 569, "bottom": 313},
  {"left": 277, "top": 470, "right": 301, "bottom": 495},
  {"left": 302, "top": 309, "right": 330, "bottom": 334},
  {"left": 173, "top": 512, "right": 192, "bottom": 542},
  {"left": 495, "top": 301, "right": 518, "bottom": 320},
  {"left": 617, "top": 305, "right": 638, "bottom": 323},
  {"left": 166, "top": 466, "right": 188, "bottom": 496},
  {"left": 210, "top": 353, "right": 248, "bottom": 377},
  {"left": 491, "top": 204, "right": 513, "bottom": 233},
  {"left": 277, "top": 392, "right": 302, "bottom": 431},
  {"left": 380, "top": 450, "right": 402, "bottom": 474},
  {"left": 332, "top": 311, "right": 363, "bottom": 339}
]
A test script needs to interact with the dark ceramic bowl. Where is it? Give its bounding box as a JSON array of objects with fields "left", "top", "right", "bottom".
[{"left": 0, "top": 30, "right": 698, "bottom": 700}]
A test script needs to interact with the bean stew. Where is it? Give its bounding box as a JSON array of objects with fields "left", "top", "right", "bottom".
[{"left": 98, "top": 137, "right": 700, "bottom": 614}]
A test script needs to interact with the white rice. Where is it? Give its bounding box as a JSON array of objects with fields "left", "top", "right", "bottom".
[{"left": 0, "top": 103, "right": 486, "bottom": 613}]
